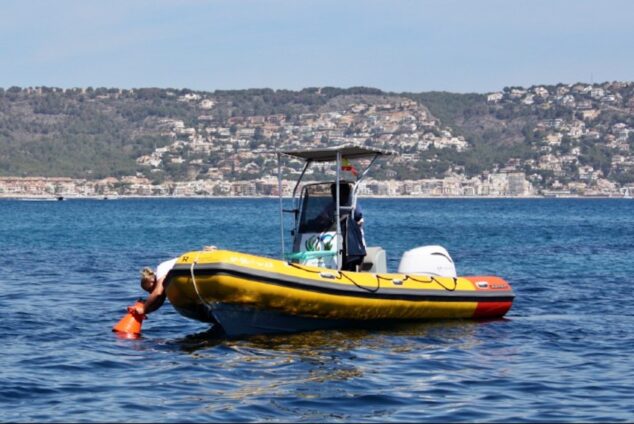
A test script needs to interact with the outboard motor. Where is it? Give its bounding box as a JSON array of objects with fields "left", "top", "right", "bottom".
[{"left": 397, "top": 245, "right": 457, "bottom": 277}]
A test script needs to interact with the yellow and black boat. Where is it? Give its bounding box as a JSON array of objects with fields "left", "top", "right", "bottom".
[{"left": 165, "top": 145, "right": 514, "bottom": 337}]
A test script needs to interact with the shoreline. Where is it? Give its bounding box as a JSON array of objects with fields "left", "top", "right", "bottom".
[{"left": 0, "top": 193, "right": 629, "bottom": 200}]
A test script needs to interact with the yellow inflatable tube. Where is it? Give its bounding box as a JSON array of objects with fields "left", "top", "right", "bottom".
[{"left": 165, "top": 250, "right": 514, "bottom": 336}]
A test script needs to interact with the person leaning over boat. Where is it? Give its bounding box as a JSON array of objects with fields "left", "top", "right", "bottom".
[{"left": 130, "top": 257, "right": 178, "bottom": 316}]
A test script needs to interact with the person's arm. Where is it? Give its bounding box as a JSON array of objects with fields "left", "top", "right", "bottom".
[
  {"left": 354, "top": 203, "right": 364, "bottom": 224},
  {"left": 354, "top": 203, "right": 365, "bottom": 245},
  {"left": 133, "top": 277, "right": 167, "bottom": 316}
]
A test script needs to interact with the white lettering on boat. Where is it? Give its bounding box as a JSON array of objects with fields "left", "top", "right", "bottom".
[{"left": 228, "top": 255, "right": 273, "bottom": 269}]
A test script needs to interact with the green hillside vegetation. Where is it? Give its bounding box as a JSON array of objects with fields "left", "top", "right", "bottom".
[
  {"left": 1, "top": 84, "right": 633, "bottom": 188},
  {"left": 0, "top": 87, "right": 198, "bottom": 178}
]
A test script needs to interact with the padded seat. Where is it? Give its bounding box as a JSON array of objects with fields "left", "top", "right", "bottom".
[{"left": 360, "top": 246, "right": 387, "bottom": 273}]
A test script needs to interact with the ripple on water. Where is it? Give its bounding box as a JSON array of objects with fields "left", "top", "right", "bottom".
[{"left": 1, "top": 198, "right": 634, "bottom": 422}]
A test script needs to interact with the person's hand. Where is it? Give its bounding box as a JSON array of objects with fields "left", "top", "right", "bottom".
[{"left": 127, "top": 304, "right": 146, "bottom": 318}]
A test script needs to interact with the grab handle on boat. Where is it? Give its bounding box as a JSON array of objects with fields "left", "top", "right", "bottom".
[{"left": 285, "top": 251, "right": 337, "bottom": 261}]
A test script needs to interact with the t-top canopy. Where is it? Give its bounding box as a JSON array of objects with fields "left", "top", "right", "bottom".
[{"left": 277, "top": 144, "right": 395, "bottom": 162}]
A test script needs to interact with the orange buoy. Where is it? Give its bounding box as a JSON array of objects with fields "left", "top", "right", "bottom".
[{"left": 113, "top": 301, "right": 145, "bottom": 337}]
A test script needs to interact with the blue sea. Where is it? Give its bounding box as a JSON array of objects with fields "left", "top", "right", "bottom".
[{"left": 1, "top": 197, "right": 633, "bottom": 422}]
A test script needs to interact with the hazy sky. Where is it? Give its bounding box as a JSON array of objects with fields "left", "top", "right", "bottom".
[{"left": 2, "top": 0, "right": 632, "bottom": 93}]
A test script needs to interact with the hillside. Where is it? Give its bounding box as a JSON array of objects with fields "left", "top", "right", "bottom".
[{"left": 1, "top": 83, "right": 633, "bottom": 194}]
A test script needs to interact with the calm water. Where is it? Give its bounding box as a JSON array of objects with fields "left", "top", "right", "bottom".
[{"left": 1, "top": 198, "right": 633, "bottom": 422}]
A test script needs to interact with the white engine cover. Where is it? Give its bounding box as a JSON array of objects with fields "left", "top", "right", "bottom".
[{"left": 397, "top": 245, "right": 457, "bottom": 277}]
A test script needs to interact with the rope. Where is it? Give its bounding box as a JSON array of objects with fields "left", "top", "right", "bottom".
[
  {"left": 287, "top": 261, "right": 458, "bottom": 293},
  {"left": 340, "top": 270, "right": 380, "bottom": 293},
  {"left": 288, "top": 261, "right": 380, "bottom": 293},
  {"left": 190, "top": 254, "right": 211, "bottom": 310},
  {"left": 404, "top": 275, "right": 458, "bottom": 291}
]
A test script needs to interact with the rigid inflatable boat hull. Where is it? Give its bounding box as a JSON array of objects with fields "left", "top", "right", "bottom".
[{"left": 165, "top": 250, "right": 514, "bottom": 337}]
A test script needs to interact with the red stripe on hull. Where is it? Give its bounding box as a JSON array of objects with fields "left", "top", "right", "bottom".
[
  {"left": 464, "top": 276, "right": 514, "bottom": 318},
  {"left": 473, "top": 301, "right": 513, "bottom": 318}
]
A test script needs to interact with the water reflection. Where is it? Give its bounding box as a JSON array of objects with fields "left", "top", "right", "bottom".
[
  {"left": 160, "top": 319, "right": 511, "bottom": 421},
  {"left": 169, "top": 326, "right": 227, "bottom": 353},
  {"left": 172, "top": 319, "right": 491, "bottom": 355}
]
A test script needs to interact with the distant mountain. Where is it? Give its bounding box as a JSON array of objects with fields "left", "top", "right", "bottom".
[{"left": 1, "top": 83, "right": 633, "bottom": 191}]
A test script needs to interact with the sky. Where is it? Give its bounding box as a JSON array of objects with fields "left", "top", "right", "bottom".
[{"left": 1, "top": 0, "right": 633, "bottom": 94}]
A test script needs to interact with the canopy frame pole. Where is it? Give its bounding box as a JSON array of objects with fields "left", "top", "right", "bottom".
[
  {"left": 277, "top": 152, "right": 285, "bottom": 260},
  {"left": 336, "top": 152, "right": 342, "bottom": 271},
  {"left": 292, "top": 160, "right": 311, "bottom": 211},
  {"left": 351, "top": 153, "right": 380, "bottom": 210}
]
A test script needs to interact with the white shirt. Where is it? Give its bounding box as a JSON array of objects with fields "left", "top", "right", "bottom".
[{"left": 156, "top": 258, "right": 177, "bottom": 281}]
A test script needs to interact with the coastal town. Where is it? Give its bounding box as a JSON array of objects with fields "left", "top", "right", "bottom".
[
  {"left": 0, "top": 171, "right": 535, "bottom": 198},
  {"left": 1, "top": 81, "right": 633, "bottom": 198}
]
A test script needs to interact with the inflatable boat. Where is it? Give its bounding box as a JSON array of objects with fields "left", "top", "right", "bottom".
[{"left": 164, "top": 145, "right": 514, "bottom": 337}]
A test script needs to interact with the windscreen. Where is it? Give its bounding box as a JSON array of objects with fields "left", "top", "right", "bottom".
[{"left": 297, "top": 182, "right": 352, "bottom": 233}]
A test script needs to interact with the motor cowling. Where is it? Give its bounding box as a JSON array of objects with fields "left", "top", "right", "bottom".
[{"left": 397, "top": 245, "right": 457, "bottom": 277}]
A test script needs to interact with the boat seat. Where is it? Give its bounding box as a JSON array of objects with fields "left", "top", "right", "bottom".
[{"left": 360, "top": 246, "right": 387, "bottom": 273}]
